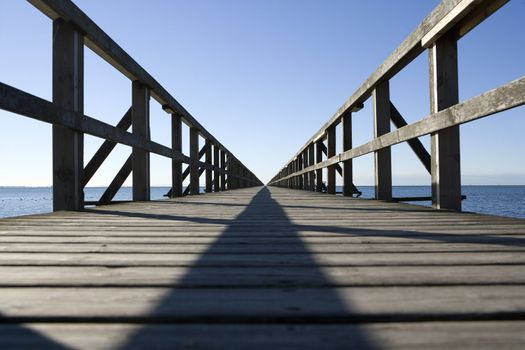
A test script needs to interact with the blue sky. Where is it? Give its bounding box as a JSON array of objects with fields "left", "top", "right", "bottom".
[{"left": 0, "top": 0, "right": 523, "bottom": 187}]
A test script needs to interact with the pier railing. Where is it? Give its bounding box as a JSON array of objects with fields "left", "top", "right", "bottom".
[
  {"left": 0, "top": 0, "right": 262, "bottom": 211},
  {"left": 268, "top": 0, "right": 524, "bottom": 211}
]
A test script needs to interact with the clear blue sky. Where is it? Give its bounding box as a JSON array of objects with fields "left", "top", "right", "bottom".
[{"left": 0, "top": 0, "right": 523, "bottom": 187}]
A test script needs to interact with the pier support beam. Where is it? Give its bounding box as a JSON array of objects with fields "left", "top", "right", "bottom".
[
  {"left": 171, "top": 114, "right": 182, "bottom": 198},
  {"left": 343, "top": 113, "right": 354, "bottom": 196},
  {"left": 132, "top": 81, "right": 150, "bottom": 201},
  {"left": 327, "top": 126, "right": 336, "bottom": 194},
  {"left": 189, "top": 127, "right": 200, "bottom": 195},
  {"left": 373, "top": 80, "right": 392, "bottom": 200},
  {"left": 429, "top": 32, "right": 461, "bottom": 210},
  {"left": 52, "top": 19, "right": 84, "bottom": 211}
]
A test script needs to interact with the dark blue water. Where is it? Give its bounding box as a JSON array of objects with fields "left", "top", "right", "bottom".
[{"left": 0, "top": 186, "right": 524, "bottom": 219}]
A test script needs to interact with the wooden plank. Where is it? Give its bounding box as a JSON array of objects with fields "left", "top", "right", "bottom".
[
  {"left": 390, "top": 102, "right": 431, "bottom": 173},
  {"left": 373, "top": 80, "right": 392, "bottom": 200},
  {"left": 0, "top": 264, "right": 524, "bottom": 287},
  {"left": 1, "top": 321, "right": 523, "bottom": 349},
  {"left": 98, "top": 155, "right": 132, "bottom": 204},
  {"left": 52, "top": 19, "right": 84, "bottom": 211},
  {"left": 170, "top": 114, "right": 182, "bottom": 198},
  {"left": 1, "top": 251, "right": 523, "bottom": 267},
  {"left": 82, "top": 107, "right": 132, "bottom": 187},
  {"left": 131, "top": 80, "right": 150, "bottom": 201},
  {"left": 0, "top": 285, "right": 524, "bottom": 321},
  {"left": 429, "top": 31, "right": 461, "bottom": 210}
]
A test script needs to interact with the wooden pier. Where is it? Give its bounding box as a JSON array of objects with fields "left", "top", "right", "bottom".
[
  {"left": 1, "top": 0, "right": 525, "bottom": 348},
  {"left": 0, "top": 186, "right": 524, "bottom": 348}
]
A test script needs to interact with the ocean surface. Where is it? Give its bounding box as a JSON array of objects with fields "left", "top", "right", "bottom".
[{"left": 0, "top": 186, "right": 524, "bottom": 219}]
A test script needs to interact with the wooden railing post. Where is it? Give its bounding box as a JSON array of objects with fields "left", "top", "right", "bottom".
[
  {"left": 429, "top": 31, "right": 461, "bottom": 211},
  {"left": 220, "top": 150, "right": 226, "bottom": 191},
  {"left": 373, "top": 80, "right": 392, "bottom": 200},
  {"left": 308, "top": 143, "right": 315, "bottom": 191},
  {"left": 205, "top": 139, "right": 212, "bottom": 193},
  {"left": 343, "top": 113, "right": 353, "bottom": 196},
  {"left": 189, "top": 127, "right": 200, "bottom": 195},
  {"left": 131, "top": 80, "right": 150, "bottom": 201},
  {"left": 302, "top": 149, "right": 308, "bottom": 190},
  {"left": 213, "top": 144, "right": 220, "bottom": 192},
  {"left": 298, "top": 155, "right": 303, "bottom": 189},
  {"left": 52, "top": 19, "right": 84, "bottom": 211},
  {"left": 315, "top": 141, "right": 323, "bottom": 192},
  {"left": 171, "top": 114, "right": 182, "bottom": 197},
  {"left": 327, "top": 126, "right": 336, "bottom": 194}
]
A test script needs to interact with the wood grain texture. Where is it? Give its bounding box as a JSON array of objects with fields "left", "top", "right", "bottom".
[{"left": 0, "top": 186, "right": 524, "bottom": 348}]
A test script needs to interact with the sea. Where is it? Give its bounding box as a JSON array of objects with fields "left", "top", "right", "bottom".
[{"left": 0, "top": 185, "right": 524, "bottom": 219}]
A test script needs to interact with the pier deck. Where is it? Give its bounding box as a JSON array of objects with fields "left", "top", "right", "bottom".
[{"left": 0, "top": 186, "right": 524, "bottom": 349}]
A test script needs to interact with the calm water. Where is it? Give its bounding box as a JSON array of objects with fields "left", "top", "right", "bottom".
[{"left": 0, "top": 186, "right": 524, "bottom": 219}]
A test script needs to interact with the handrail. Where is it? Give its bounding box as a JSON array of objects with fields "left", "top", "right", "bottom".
[
  {"left": 268, "top": 0, "right": 520, "bottom": 212},
  {"left": 0, "top": 0, "right": 263, "bottom": 211}
]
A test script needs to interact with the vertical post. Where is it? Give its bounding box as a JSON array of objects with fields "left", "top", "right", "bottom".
[
  {"left": 132, "top": 80, "right": 150, "bottom": 201},
  {"left": 171, "top": 114, "right": 182, "bottom": 197},
  {"left": 315, "top": 141, "right": 323, "bottom": 192},
  {"left": 52, "top": 19, "right": 84, "bottom": 211},
  {"left": 429, "top": 32, "right": 461, "bottom": 210},
  {"left": 213, "top": 145, "right": 220, "bottom": 192},
  {"left": 189, "top": 127, "right": 200, "bottom": 195},
  {"left": 343, "top": 113, "right": 353, "bottom": 196},
  {"left": 327, "top": 126, "right": 336, "bottom": 194},
  {"left": 373, "top": 80, "right": 392, "bottom": 200},
  {"left": 220, "top": 150, "right": 226, "bottom": 191},
  {"left": 230, "top": 159, "right": 237, "bottom": 190},
  {"left": 205, "top": 139, "right": 212, "bottom": 193},
  {"left": 308, "top": 143, "right": 315, "bottom": 191},
  {"left": 303, "top": 149, "right": 308, "bottom": 190},
  {"left": 298, "top": 155, "right": 303, "bottom": 189}
]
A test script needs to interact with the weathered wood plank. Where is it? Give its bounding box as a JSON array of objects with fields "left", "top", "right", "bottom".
[
  {"left": 0, "top": 251, "right": 523, "bottom": 267},
  {"left": 2, "top": 321, "right": 524, "bottom": 350},
  {"left": 0, "top": 265, "right": 524, "bottom": 287},
  {"left": 0, "top": 285, "right": 524, "bottom": 321}
]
